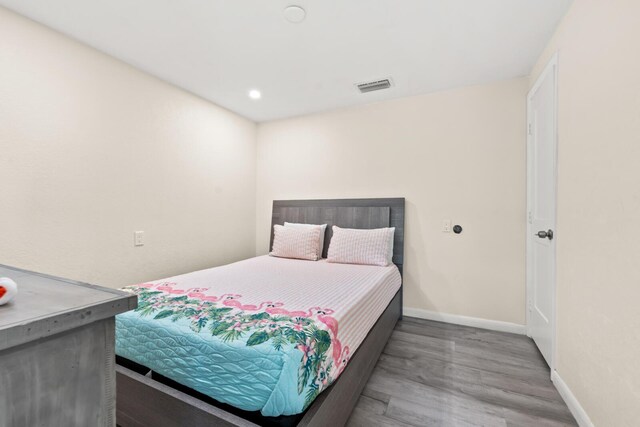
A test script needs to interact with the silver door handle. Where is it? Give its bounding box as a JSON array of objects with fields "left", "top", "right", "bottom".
[{"left": 536, "top": 229, "right": 554, "bottom": 240}]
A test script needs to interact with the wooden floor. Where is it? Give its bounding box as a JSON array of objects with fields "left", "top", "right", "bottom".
[{"left": 346, "top": 317, "right": 577, "bottom": 427}]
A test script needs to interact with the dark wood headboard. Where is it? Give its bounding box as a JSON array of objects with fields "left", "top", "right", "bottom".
[{"left": 270, "top": 198, "right": 405, "bottom": 275}]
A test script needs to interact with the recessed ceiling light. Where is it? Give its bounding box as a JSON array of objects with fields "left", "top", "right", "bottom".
[
  {"left": 248, "top": 89, "right": 261, "bottom": 100},
  {"left": 284, "top": 6, "right": 306, "bottom": 23}
]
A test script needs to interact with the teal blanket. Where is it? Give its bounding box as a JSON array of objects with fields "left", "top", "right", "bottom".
[{"left": 116, "top": 286, "right": 336, "bottom": 416}]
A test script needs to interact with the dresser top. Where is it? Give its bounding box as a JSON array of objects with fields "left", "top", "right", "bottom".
[{"left": 0, "top": 264, "right": 137, "bottom": 350}]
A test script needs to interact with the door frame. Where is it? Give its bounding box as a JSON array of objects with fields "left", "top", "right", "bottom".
[{"left": 526, "top": 52, "right": 559, "bottom": 372}]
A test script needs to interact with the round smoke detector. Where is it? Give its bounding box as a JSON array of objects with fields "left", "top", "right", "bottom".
[{"left": 284, "top": 6, "right": 306, "bottom": 23}]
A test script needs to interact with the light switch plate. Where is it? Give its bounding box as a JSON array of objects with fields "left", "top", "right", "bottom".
[{"left": 134, "top": 231, "right": 144, "bottom": 246}]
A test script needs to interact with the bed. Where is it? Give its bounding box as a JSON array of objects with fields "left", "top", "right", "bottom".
[{"left": 115, "top": 198, "right": 405, "bottom": 427}]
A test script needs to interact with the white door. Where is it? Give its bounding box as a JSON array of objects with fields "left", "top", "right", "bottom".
[{"left": 527, "top": 53, "right": 558, "bottom": 368}]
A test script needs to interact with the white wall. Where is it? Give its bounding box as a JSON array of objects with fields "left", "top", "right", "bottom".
[
  {"left": 256, "top": 78, "right": 528, "bottom": 326},
  {"left": 530, "top": 1, "right": 640, "bottom": 425},
  {"left": 0, "top": 7, "right": 257, "bottom": 288}
]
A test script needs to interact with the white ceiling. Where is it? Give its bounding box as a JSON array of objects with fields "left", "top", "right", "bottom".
[{"left": 0, "top": 0, "right": 572, "bottom": 122}]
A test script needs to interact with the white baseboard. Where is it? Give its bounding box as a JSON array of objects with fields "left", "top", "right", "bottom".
[
  {"left": 403, "top": 307, "right": 527, "bottom": 335},
  {"left": 551, "top": 370, "right": 594, "bottom": 427}
]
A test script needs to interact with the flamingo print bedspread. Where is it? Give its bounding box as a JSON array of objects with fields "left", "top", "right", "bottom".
[{"left": 115, "top": 255, "right": 401, "bottom": 417}]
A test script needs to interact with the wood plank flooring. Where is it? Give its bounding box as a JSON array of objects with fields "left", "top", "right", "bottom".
[{"left": 346, "top": 317, "right": 577, "bottom": 427}]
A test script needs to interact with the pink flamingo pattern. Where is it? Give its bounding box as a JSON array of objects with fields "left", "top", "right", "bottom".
[
  {"left": 334, "top": 346, "right": 351, "bottom": 377},
  {"left": 123, "top": 282, "right": 347, "bottom": 408}
]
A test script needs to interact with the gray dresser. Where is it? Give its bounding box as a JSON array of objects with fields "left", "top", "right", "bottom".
[{"left": 0, "top": 265, "right": 137, "bottom": 427}]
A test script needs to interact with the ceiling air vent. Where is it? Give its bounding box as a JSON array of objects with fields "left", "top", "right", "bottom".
[{"left": 356, "top": 78, "right": 392, "bottom": 93}]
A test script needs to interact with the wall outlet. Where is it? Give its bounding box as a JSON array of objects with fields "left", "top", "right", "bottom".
[
  {"left": 442, "top": 220, "right": 452, "bottom": 233},
  {"left": 134, "top": 231, "right": 145, "bottom": 246}
]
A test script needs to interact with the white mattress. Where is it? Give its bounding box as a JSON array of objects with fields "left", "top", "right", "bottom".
[{"left": 144, "top": 255, "right": 402, "bottom": 358}]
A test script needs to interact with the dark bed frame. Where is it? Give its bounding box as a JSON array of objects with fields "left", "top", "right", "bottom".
[{"left": 116, "top": 198, "right": 405, "bottom": 427}]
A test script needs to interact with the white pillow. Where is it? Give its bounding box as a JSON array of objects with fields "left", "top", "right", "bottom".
[
  {"left": 326, "top": 226, "right": 395, "bottom": 267},
  {"left": 270, "top": 224, "right": 321, "bottom": 261},
  {"left": 284, "top": 222, "right": 328, "bottom": 257}
]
